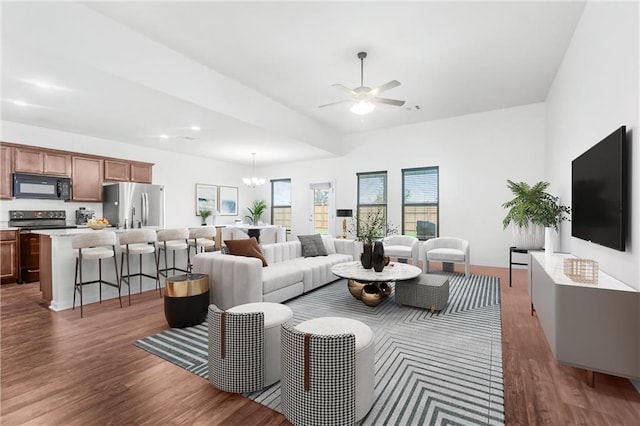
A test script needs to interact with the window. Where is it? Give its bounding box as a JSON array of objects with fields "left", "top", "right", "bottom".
[
  {"left": 402, "top": 167, "right": 439, "bottom": 240},
  {"left": 357, "top": 171, "right": 387, "bottom": 238},
  {"left": 271, "top": 179, "right": 291, "bottom": 229}
]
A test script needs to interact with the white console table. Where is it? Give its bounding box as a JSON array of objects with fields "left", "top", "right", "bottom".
[{"left": 529, "top": 252, "right": 639, "bottom": 385}]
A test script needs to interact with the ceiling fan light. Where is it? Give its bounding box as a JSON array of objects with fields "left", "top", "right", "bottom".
[{"left": 350, "top": 101, "right": 375, "bottom": 115}]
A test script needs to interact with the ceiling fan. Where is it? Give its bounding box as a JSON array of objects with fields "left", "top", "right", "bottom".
[{"left": 319, "top": 51, "right": 405, "bottom": 115}]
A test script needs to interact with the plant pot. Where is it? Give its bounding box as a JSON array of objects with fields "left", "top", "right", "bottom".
[
  {"left": 361, "top": 243, "right": 373, "bottom": 269},
  {"left": 372, "top": 241, "right": 385, "bottom": 272},
  {"left": 512, "top": 222, "right": 544, "bottom": 250}
]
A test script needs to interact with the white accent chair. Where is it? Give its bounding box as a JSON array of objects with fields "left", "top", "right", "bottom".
[
  {"left": 382, "top": 235, "right": 420, "bottom": 265},
  {"left": 423, "top": 237, "right": 470, "bottom": 277}
]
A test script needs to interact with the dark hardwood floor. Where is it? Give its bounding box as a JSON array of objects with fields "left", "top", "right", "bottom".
[{"left": 1, "top": 265, "right": 639, "bottom": 425}]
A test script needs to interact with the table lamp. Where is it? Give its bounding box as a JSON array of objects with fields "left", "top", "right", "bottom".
[{"left": 336, "top": 209, "right": 353, "bottom": 239}]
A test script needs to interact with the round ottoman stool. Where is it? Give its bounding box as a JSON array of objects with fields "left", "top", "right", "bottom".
[
  {"left": 295, "top": 317, "right": 375, "bottom": 422},
  {"left": 228, "top": 302, "right": 293, "bottom": 387}
]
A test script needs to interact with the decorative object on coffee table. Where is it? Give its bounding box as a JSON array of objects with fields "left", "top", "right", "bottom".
[
  {"left": 348, "top": 279, "right": 367, "bottom": 299},
  {"left": 361, "top": 284, "right": 383, "bottom": 307},
  {"left": 361, "top": 243, "right": 373, "bottom": 269},
  {"left": 372, "top": 241, "right": 385, "bottom": 272}
]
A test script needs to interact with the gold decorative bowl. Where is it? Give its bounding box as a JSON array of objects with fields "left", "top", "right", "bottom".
[
  {"left": 87, "top": 223, "right": 107, "bottom": 230},
  {"left": 348, "top": 280, "right": 367, "bottom": 300},
  {"left": 379, "top": 282, "right": 392, "bottom": 297},
  {"left": 361, "top": 284, "right": 383, "bottom": 307}
]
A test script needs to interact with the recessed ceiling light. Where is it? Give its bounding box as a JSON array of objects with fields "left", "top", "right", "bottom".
[
  {"left": 13, "top": 100, "right": 28, "bottom": 107},
  {"left": 191, "top": 125, "right": 201, "bottom": 131},
  {"left": 34, "top": 81, "right": 54, "bottom": 89},
  {"left": 159, "top": 134, "right": 169, "bottom": 139}
]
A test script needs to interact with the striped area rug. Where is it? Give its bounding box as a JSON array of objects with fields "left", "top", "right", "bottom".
[{"left": 134, "top": 272, "right": 504, "bottom": 425}]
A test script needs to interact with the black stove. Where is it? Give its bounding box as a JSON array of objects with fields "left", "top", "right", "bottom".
[
  {"left": 9, "top": 210, "right": 77, "bottom": 230},
  {"left": 8, "top": 210, "right": 77, "bottom": 284}
]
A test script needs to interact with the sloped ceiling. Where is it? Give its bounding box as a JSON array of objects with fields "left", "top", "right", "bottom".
[{"left": 1, "top": 1, "right": 585, "bottom": 165}]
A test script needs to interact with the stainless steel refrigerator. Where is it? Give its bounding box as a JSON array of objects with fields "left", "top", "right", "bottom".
[{"left": 103, "top": 183, "right": 165, "bottom": 228}]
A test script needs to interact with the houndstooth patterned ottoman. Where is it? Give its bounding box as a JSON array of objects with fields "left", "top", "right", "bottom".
[{"left": 396, "top": 274, "right": 450, "bottom": 312}]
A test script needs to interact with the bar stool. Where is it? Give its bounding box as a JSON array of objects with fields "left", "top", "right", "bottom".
[
  {"left": 72, "top": 231, "right": 121, "bottom": 318},
  {"left": 188, "top": 226, "right": 216, "bottom": 272},
  {"left": 157, "top": 228, "right": 190, "bottom": 279},
  {"left": 119, "top": 229, "right": 161, "bottom": 303}
]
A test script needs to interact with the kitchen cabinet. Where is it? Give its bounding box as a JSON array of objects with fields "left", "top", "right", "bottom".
[
  {"left": 0, "top": 145, "right": 12, "bottom": 199},
  {"left": 43, "top": 152, "right": 71, "bottom": 177},
  {"left": 13, "top": 147, "right": 43, "bottom": 174},
  {"left": 72, "top": 156, "right": 103, "bottom": 201},
  {"left": 131, "top": 162, "right": 153, "bottom": 183},
  {"left": 1, "top": 230, "right": 18, "bottom": 284},
  {"left": 104, "top": 159, "right": 131, "bottom": 182},
  {"left": 13, "top": 146, "right": 71, "bottom": 177}
]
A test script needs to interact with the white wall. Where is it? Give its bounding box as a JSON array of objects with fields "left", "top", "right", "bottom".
[
  {"left": 261, "top": 103, "right": 546, "bottom": 267},
  {"left": 545, "top": 1, "right": 639, "bottom": 290},
  {"left": 1, "top": 121, "right": 254, "bottom": 228}
]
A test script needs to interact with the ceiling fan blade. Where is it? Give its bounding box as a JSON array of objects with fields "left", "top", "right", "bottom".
[
  {"left": 318, "top": 99, "right": 352, "bottom": 108},
  {"left": 371, "top": 97, "right": 405, "bottom": 106},
  {"left": 332, "top": 84, "right": 357, "bottom": 96},
  {"left": 370, "top": 80, "right": 401, "bottom": 95}
]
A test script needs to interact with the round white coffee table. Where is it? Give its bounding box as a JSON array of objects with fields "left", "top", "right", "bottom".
[{"left": 331, "top": 261, "right": 422, "bottom": 306}]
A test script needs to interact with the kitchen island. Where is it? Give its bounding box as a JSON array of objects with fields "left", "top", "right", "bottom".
[{"left": 35, "top": 227, "right": 185, "bottom": 311}]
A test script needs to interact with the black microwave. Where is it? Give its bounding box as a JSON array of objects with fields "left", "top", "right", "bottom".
[{"left": 12, "top": 173, "right": 72, "bottom": 201}]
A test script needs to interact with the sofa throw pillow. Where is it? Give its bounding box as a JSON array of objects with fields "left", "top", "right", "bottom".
[
  {"left": 320, "top": 234, "right": 337, "bottom": 255},
  {"left": 298, "top": 234, "right": 328, "bottom": 257},
  {"left": 224, "top": 237, "right": 268, "bottom": 267}
]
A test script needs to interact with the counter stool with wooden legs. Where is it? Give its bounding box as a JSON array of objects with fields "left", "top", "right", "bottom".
[
  {"left": 72, "top": 231, "right": 121, "bottom": 318},
  {"left": 119, "top": 229, "right": 161, "bottom": 303},
  {"left": 157, "top": 228, "right": 190, "bottom": 280},
  {"left": 188, "top": 226, "right": 216, "bottom": 271}
]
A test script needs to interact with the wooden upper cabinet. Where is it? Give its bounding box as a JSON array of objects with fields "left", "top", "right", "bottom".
[
  {"left": 72, "top": 156, "right": 103, "bottom": 202},
  {"left": 0, "top": 146, "right": 13, "bottom": 200},
  {"left": 43, "top": 152, "right": 71, "bottom": 177},
  {"left": 131, "top": 162, "right": 152, "bottom": 183},
  {"left": 104, "top": 159, "right": 131, "bottom": 182},
  {"left": 13, "top": 147, "right": 70, "bottom": 177},
  {"left": 13, "top": 147, "right": 44, "bottom": 174}
]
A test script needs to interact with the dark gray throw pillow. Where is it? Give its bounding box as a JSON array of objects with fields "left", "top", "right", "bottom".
[{"left": 298, "top": 234, "right": 328, "bottom": 257}]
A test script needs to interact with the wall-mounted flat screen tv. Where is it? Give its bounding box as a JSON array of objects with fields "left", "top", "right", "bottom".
[{"left": 571, "top": 126, "right": 626, "bottom": 251}]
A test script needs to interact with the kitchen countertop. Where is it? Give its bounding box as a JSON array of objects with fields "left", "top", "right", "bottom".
[
  {"left": 33, "top": 226, "right": 163, "bottom": 237},
  {"left": 0, "top": 226, "right": 20, "bottom": 231}
]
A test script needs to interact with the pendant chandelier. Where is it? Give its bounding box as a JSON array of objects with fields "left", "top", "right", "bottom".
[{"left": 243, "top": 152, "right": 266, "bottom": 188}]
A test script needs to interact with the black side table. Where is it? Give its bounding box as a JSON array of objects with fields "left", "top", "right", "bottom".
[
  {"left": 164, "top": 273, "right": 209, "bottom": 328},
  {"left": 509, "top": 246, "right": 529, "bottom": 287}
]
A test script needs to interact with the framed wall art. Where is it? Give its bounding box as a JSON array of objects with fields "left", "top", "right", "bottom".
[
  {"left": 195, "top": 184, "right": 218, "bottom": 215},
  {"left": 219, "top": 186, "right": 239, "bottom": 216}
]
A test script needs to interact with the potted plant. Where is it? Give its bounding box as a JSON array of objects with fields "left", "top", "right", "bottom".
[
  {"left": 349, "top": 208, "right": 398, "bottom": 269},
  {"left": 502, "top": 180, "right": 571, "bottom": 250},
  {"left": 245, "top": 200, "right": 268, "bottom": 225},
  {"left": 199, "top": 209, "right": 212, "bottom": 226}
]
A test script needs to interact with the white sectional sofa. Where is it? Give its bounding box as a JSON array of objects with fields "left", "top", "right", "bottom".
[{"left": 192, "top": 238, "right": 359, "bottom": 310}]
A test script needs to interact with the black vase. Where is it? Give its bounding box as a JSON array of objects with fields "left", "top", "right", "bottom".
[
  {"left": 372, "top": 241, "right": 385, "bottom": 272},
  {"left": 361, "top": 243, "right": 373, "bottom": 269}
]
